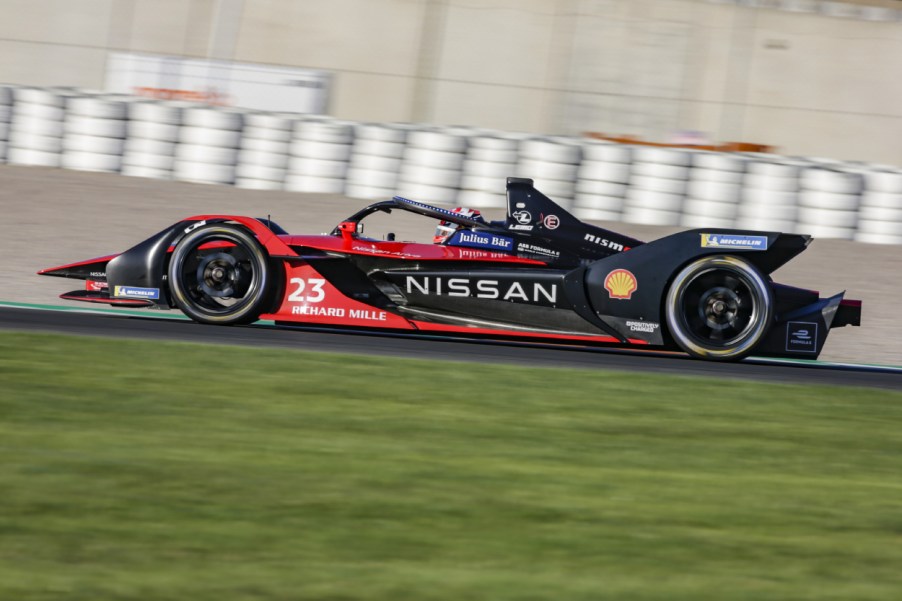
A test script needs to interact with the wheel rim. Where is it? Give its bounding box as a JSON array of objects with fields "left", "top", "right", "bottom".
[
  {"left": 176, "top": 234, "right": 261, "bottom": 317},
  {"left": 676, "top": 267, "right": 761, "bottom": 349}
]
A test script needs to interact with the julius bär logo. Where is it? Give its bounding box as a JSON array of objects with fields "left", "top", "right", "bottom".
[{"left": 604, "top": 269, "right": 637, "bottom": 300}]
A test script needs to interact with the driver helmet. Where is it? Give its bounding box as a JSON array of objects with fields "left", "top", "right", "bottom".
[{"left": 433, "top": 207, "right": 485, "bottom": 244}]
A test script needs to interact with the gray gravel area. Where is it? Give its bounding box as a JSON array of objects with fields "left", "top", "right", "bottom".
[{"left": 2, "top": 165, "right": 899, "bottom": 366}]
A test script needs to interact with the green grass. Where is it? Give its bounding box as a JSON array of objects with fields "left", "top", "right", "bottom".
[{"left": 1, "top": 332, "right": 901, "bottom": 600}]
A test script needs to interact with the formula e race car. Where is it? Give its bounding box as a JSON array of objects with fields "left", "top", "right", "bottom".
[{"left": 39, "top": 177, "right": 861, "bottom": 361}]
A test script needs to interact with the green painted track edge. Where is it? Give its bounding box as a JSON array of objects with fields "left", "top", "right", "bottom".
[{"left": 0, "top": 301, "right": 275, "bottom": 325}]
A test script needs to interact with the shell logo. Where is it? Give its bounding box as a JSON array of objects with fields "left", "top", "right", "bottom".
[{"left": 604, "top": 269, "right": 637, "bottom": 300}]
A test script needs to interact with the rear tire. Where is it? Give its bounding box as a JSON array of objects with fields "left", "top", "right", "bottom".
[
  {"left": 168, "top": 224, "right": 272, "bottom": 325},
  {"left": 665, "top": 255, "right": 773, "bottom": 361}
]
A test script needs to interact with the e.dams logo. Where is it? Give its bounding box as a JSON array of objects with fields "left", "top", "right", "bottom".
[{"left": 604, "top": 269, "right": 637, "bottom": 300}]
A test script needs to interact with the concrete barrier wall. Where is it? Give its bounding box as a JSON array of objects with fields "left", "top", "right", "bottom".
[{"left": 0, "top": 0, "right": 899, "bottom": 165}]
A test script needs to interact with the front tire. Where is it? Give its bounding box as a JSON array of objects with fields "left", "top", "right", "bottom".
[
  {"left": 168, "top": 224, "right": 272, "bottom": 325},
  {"left": 665, "top": 255, "right": 773, "bottom": 361}
]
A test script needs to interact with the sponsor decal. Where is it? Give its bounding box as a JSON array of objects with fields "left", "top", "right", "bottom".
[
  {"left": 509, "top": 224, "right": 534, "bottom": 231},
  {"left": 584, "top": 233, "right": 627, "bottom": 252},
  {"left": 700, "top": 233, "right": 768, "bottom": 251},
  {"left": 349, "top": 309, "right": 387, "bottom": 321},
  {"left": 184, "top": 220, "right": 207, "bottom": 234},
  {"left": 626, "top": 320, "right": 659, "bottom": 333},
  {"left": 352, "top": 244, "right": 417, "bottom": 258},
  {"left": 786, "top": 321, "right": 818, "bottom": 353},
  {"left": 89, "top": 271, "right": 106, "bottom": 278},
  {"left": 604, "top": 316, "right": 664, "bottom": 343},
  {"left": 396, "top": 197, "right": 477, "bottom": 221},
  {"left": 543, "top": 214, "right": 560, "bottom": 230},
  {"left": 85, "top": 280, "right": 108, "bottom": 292},
  {"left": 604, "top": 269, "right": 637, "bottom": 300},
  {"left": 135, "top": 87, "right": 229, "bottom": 104},
  {"left": 289, "top": 306, "right": 388, "bottom": 321},
  {"left": 287, "top": 276, "right": 387, "bottom": 321},
  {"left": 516, "top": 243, "right": 560, "bottom": 258},
  {"left": 456, "top": 248, "right": 505, "bottom": 260},
  {"left": 405, "top": 276, "right": 557, "bottom": 305},
  {"left": 287, "top": 277, "right": 326, "bottom": 303},
  {"left": 291, "top": 305, "right": 342, "bottom": 317},
  {"left": 113, "top": 286, "right": 160, "bottom": 299},
  {"left": 512, "top": 210, "right": 532, "bottom": 225},
  {"left": 449, "top": 230, "right": 514, "bottom": 252}
]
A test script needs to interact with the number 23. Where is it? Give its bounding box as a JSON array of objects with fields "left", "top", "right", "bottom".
[{"left": 288, "top": 277, "right": 326, "bottom": 303}]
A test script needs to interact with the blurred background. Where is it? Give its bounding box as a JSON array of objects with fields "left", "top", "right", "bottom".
[{"left": 0, "top": 0, "right": 900, "bottom": 164}]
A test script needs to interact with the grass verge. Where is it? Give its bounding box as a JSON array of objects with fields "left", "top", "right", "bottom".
[{"left": 2, "top": 332, "right": 901, "bottom": 600}]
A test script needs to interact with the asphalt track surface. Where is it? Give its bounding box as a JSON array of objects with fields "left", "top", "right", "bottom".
[{"left": 3, "top": 305, "right": 901, "bottom": 392}]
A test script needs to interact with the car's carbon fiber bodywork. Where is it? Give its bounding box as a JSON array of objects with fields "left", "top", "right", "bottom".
[{"left": 39, "top": 178, "right": 861, "bottom": 360}]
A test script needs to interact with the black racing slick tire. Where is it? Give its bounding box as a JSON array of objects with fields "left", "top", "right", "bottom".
[
  {"left": 665, "top": 255, "right": 774, "bottom": 361},
  {"left": 167, "top": 224, "right": 273, "bottom": 325}
]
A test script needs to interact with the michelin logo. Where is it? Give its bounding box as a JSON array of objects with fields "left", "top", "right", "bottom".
[
  {"left": 700, "top": 234, "right": 768, "bottom": 250},
  {"left": 114, "top": 286, "right": 160, "bottom": 299}
]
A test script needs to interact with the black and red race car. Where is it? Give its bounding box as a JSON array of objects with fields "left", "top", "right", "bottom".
[{"left": 39, "top": 177, "right": 860, "bottom": 361}]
